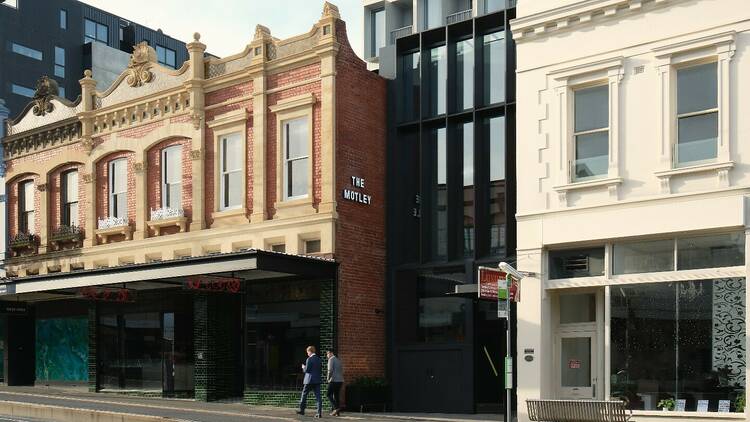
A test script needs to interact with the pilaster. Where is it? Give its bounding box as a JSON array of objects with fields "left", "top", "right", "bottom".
[
  {"left": 251, "top": 72, "right": 267, "bottom": 223},
  {"left": 37, "top": 182, "right": 49, "bottom": 254},
  {"left": 82, "top": 171, "right": 96, "bottom": 247},
  {"left": 133, "top": 158, "right": 147, "bottom": 240},
  {"left": 187, "top": 33, "right": 207, "bottom": 232}
]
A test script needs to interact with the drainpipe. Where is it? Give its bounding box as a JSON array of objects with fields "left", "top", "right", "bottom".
[{"left": 0, "top": 99, "right": 9, "bottom": 278}]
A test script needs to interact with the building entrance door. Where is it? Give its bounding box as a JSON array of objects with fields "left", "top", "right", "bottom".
[{"left": 557, "top": 330, "right": 596, "bottom": 399}]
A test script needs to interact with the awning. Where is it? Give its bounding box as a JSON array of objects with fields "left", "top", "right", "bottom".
[{"left": 0, "top": 249, "right": 338, "bottom": 302}]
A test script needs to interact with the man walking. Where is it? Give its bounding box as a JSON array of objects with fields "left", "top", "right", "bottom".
[
  {"left": 296, "top": 345, "right": 323, "bottom": 418},
  {"left": 326, "top": 350, "right": 344, "bottom": 416}
]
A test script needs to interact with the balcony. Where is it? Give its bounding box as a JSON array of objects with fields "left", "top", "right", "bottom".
[
  {"left": 446, "top": 9, "right": 472, "bottom": 25},
  {"left": 147, "top": 207, "right": 188, "bottom": 236},
  {"left": 391, "top": 25, "right": 413, "bottom": 44},
  {"left": 96, "top": 216, "right": 133, "bottom": 244},
  {"left": 9, "top": 232, "right": 39, "bottom": 257},
  {"left": 49, "top": 225, "right": 84, "bottom": 250}
]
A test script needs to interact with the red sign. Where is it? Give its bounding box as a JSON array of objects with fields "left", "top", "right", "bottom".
[
  {"left": 568, "top": 359, "right": 581, "bottom": 369},
  {"left": 478, "top": 267, "right": 505, "bottom": 300},
  {"left": 79, "top": 286, "right": 136, "bottom": 303},
  {"left": 185, "top": 275, "right": 242, "bottom": 293}
]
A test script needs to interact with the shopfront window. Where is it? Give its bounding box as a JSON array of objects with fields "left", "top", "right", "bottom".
[
  {"left": 611, "top": 279, "right": 746, "bottom": 412},
  {"left": 245, "top": 280, "right": 320, "bottom": 390},
  {"left": 418, "top": 275, "right": 468, "bottom": 343},
  {"left": 549, "top": 247, "right": 605, "bottom": 279}
]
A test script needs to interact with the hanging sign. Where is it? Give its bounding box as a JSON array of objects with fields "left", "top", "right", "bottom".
[
  {"left": 185, "top": 275, "right": 242, "bottom": 293},
  {"left": 478, "top": 267, "right": 505, "bottom": 300}
]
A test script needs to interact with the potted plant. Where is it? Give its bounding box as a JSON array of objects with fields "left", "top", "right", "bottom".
[
  {"left": 736, "top": 392, "right": 745, "bottom": 413},
  {"left": 658, "top": 398, "right": 675, "bottom": 412},
  {"left": 345, "top": 377, "right": 389, "bottom": 412}
]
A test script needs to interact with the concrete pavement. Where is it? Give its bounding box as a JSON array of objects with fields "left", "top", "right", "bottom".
[{"left": 0, "top": 387, "right": 499, "bottom": 422}]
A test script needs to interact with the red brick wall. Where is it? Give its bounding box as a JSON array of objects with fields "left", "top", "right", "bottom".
[
  {"left": 204, "top": 81, "right": 254, "bottom": 225},
  {"left": 95, "top": 151, "right": 136, "bottom": 228},
  {"left": 146, "top": 138, "right": 193, "bottom": 231},
  {"left": 118, "top": 120, "right": 165, "bottom": 139},
  {"left": 49, "top": 163, "right": 85, "bottom": 231},
  {"left": 332, "top": 20, "right": 387, "bottom": 381}
]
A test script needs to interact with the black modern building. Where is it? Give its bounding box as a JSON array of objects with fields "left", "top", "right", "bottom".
[
  {"left": 365, "top": 0, "right": 517, "bottom": 414},
  {"left": 0, "top": 0, "right": 188, "bottom": 118}
]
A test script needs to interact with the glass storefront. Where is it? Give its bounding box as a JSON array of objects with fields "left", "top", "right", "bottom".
[
  {"left": 611, "top": 278, "right": 746, "bottom": 413},
  {"left": 245, "top": 279, "right": 320, "bottom": 390}
]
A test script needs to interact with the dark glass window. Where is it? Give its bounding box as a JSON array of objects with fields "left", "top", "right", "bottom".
[
  {"left": 54, "top": 46, "right": 65, "bottom": 78},
  {"left": 85, "top": 19, "right": 108, "bottom": 44},
  {"left": 108, "top": 159, "right": 127, "bottom": 218},
  {"left": 61, "top": 170, "right": 79, "bottom": 227},
  {"left": 485, "top": 0, "right": 506, "bottom": 13},
  {"left": 677, "top": 232, "right": 744, "bottom": 270},
  {"left": 455, "top": 39, "right": 474, "bottom": 111},
  {"left": 418, "top": 274, "right": 469, "bottom": 343},
  {"left": 156, "top": 45, "right": 176, "bottom": 68},
  {"left": 245, "top": 280, "right": 320, "bottom": 389},
  {"left": 482, "top": 31, "right": 506, "bottom": 105},
  {"left": 424, "top": 0, "right": 443, "bottom": 30},
  {"left": 487, "top": 115, "right": 506, "bottom": 255},
  {"left": 11, "top": 43, "right": 43, "bottom": 61},
  {"left": 676, "top": 62, "right": 717, "bottom": 166},
  {"left": 371, "top": 8, "right": 385, "bottom": 57},
  {"left": 161, "top": 146, "right": 182, "bottom": 210},
  {"left": 574, "top": 85, "right": 609, "bottom": 181},
  {"left": 305, "top": 240, "right": 321, "bottom": 254},
  {"left": 462, "top": 121, "right": 474, "bottom": 257},
  {"left": 549, "top": 247, "right": 605, "bottom": 279},
  {"left": 60, "top": 9, "right": 67, "bottom": 29},
  {"left": 399, "top": 52, "right": 420, "bottom": 122},
  {"left": 18, "top": 180, "right": 35, "bottom": 234},
  {"left": 613, "top": 239, "right": 674, "bottom": 275},
  {"left": 426, "top": 45, "right": 447, "bottom": 117},
  {"left": 429, "top": 126, "right": 448, "bottom": 260},
  {"left": 611, "top": 279, "right": 746, "bottom": 412}
]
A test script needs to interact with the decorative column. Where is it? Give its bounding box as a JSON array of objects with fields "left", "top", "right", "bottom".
[
  {"left": 79, "top": 71, "right": 97, "bottom": 247},
  {"left": 37, "top": 182, "right": 49, "bottom": 254},
  {"left": 316, "top": 3, "right": 340, "bottom": 216},
  {"left": 250, "top": 25, "right": 270, "bottom": 223},
  {"left": 186, "top": 33, "right": 207, "bottom": 231},
  {"left": 133, "top": 159, "right": 147, "bottom": 240}
]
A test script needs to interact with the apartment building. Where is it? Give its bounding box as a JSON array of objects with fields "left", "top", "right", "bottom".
[
  {"left": 512, "top": 0, "right": 748, "bottom": 421},
  {"left": 0, "top": 3, "right": 387, "bottom": 405}
]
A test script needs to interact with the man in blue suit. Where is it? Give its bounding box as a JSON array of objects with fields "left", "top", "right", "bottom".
[{"left": 296, "top": 345, "right": 323, "bottom": 418}]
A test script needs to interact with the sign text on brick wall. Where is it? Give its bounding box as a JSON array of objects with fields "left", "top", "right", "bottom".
[{"left": 342, "top": 176, "right": 372, "bottom": 205}]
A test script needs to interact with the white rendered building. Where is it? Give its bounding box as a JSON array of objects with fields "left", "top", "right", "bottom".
[{"left": 512, "top": 0, "right": 748, "bottom": 421}]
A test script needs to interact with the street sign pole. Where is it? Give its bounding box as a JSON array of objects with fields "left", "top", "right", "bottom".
[{"left": 505, "top": 273, "right": 512, "bottom": 422}]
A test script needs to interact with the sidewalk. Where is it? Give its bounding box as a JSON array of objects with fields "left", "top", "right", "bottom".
[{"left": 0, "top": 386, "right": 499, "bottom": 422}]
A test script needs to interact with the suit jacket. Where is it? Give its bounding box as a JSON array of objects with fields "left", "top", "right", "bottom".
[
  {"left": 327, "top": 355, "right": 344, "bottom": 383},
  {"left": 303, "top": 354, "right": 322, "bottom": 385}
]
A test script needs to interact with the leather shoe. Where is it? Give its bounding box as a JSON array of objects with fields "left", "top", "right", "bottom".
[{"left": 295, "top": 410, "right": 304, "bottom": 415}]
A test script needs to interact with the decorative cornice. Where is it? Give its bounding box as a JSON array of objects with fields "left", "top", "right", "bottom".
[
  {"left": 125, "top": 42, "right": 157, "bottom": 88},
  {"left": 31, "top": 77, "right": 59, "bottom": 117},
  {"left": 511, "top": 0, "right": 674, "bottom": 42},
  {"left": 2, "top": 119, "right": 80, "bottom": 160},
  {"left": 206, "top": 108, "right": 249, "bottom": 129},
  {"left": 269, "top": 92, "right": 316, "bottom": 113}
]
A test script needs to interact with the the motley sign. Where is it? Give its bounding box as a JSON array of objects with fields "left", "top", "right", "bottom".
[
  {"left": 185, "top": 275, "right": 242, "bottom": 293},
  {"left": 478, "top": 267, "right": 506, "bottom": 300},
  {"left": 342, "top": 176, "right": 372, "bottom": 205},
  {"left": 79, "top": 286, "right": 136, "bottom": 303}
]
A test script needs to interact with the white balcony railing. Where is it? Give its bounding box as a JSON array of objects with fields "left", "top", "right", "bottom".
[
  {"left": 390, "top": 25, "right": 413, "bottom": 44},
  {"left": 150, "top": 207, "right": 185, "bottom": 221},
  {"left": 97, "top": 216, "right": 128, "bottom": 230},
  {"left": 446, "top": 9, "right": 472, "bottom": 25}
]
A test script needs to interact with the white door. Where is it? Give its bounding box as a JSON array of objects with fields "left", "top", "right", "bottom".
[{"left": 557, "top": 330, "right": 597, "bottom": 399}]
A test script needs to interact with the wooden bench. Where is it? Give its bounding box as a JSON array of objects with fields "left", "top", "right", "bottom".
[{"left": 527, "top": 399, "right": 633, "bottom": 422}]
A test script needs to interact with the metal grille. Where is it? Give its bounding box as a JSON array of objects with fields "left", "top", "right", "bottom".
[
  {"left": 390, "top": 25, "right": 413, "bottom": 44},
  {"left": 447, "top": 9, "right": 473, "bottom": 25},
  {"left": 527, "top": 399, "right": 633, "bottom": 422}
]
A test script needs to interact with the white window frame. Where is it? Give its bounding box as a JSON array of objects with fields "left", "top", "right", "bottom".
[
  {"left": 161, "top": 145, "right": 182, "bottom": 210},
  {"left": 61, "top": 169, "right": 79, "bottom": 227},
  {"left": 653, "top": 31, "right": 736, "bottom": 194},
  {"left": 549, "top": 57, "right": 624, "bottom": 207},
  {"left": 18, "top": 180, "right": 35, "bottom": 235},
  {"left": 108, "top": 158, "right": 128, "bottom": 219},
  {"left": 282, "top": 116, "right": 310, "bottom": 201},
  {"left": 207, "top": 109, "right": 248, "bottom": 224},
  {"left": 572, "top": 83, "right": 610, "bottom": 183},
  {"left": 219, "top": 133, "right": 243, "bottom": 211}
]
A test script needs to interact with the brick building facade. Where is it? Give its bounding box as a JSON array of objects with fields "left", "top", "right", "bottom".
[{"left": 0, "top": 2, "right": 386, "bottom": 406}]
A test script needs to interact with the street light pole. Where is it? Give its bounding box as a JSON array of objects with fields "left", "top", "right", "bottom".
[{"left": 499, "top": 262, "right": 524, "bottom": 422}]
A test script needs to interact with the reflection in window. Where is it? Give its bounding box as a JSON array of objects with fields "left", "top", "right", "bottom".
[
  {"left": 18, "top": 180, "right": 35, "bottom": 234},
  {"left": 11, "top": 42, "right": 43, "bottom": 61},
  {"left": 161, "top": 146, "right": 182, "bottom": 210},
  {"left": 455, "top": 39, "right": 474, "bottom": 111},
  {"left": 419, "top": 275, "right": 468, "bottom": 343},
  {"left": 574, "top": 85, "right": 609, "bottom": 181},
  {"left": 677, "top": 232, "right": 744, "bottom": 270},
  {"left": 371, "top": 8, "right": 385, "bottom": 57},
  {"left": 284, "top": 117, "right": 309, "bottom": 199},
  {"left": 549, "top": 247, "right": 605, "bottom": 279},
  {"left": 483, "top": 31, "right": 505, "bottom": 105},
  {"left": 676, "top": 63, "right": 717, "bottom": 166},
  {"left": 611, "top": 279, "right": 746, "bottom": 412},
  {"left": 61, "top": 170, "right": 79, "bottom": 227},
  {"left": 613, "top": 239, "right": 674, "bottom": 275},
  {"left": 220, "top": 133, "right": 242, "bottom": 210},
  {"left": 426, "top": 45, "right": 447, "bottom": 117},
  {"left": 60, "top": 9, "right": 67, "bottom": 29},
  {"left": 462, "top": 122, "right": 474, "bottom": 257},
  {"left": 246, "top": 280, "right": 320, "bottom": 389},
  {"left": 85, "top": 19, "right": 108, "bottom": 44},
  {"left": 11, "top": 83, "right": 34, "bottom": 98},
  {"left": 156, "top": 45, "right": 176, "bottom": 68},
  {"left": 55, "top": 46, "right": 65, "bottom": 78},
  {"left": 484, "top": 0, "right": 506, "bottom": 13},
  {"left": 488, "top": 116, "right": 506, "bottom": 255},
  {"left": 109, "top": 159, "right": 127, "bottom": 219},
  {"left": 430, "top": 127, "right": 448, "bottom": 260},
  {"left": 399, "top": 52, "right": 420, "bottom": 122},
  {"left": 424, "top": 0, "right": 443, "bottom": 30}
]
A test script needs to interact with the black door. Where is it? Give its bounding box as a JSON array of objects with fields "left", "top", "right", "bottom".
[
  {"left": 7, "top": 314, "right": 35, "bottom": 386},
  {"left": 396, "top": 348, "right": 473, "bottom": 413}
]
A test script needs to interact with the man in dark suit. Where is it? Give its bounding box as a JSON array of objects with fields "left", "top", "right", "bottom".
[{"left": 296, "top": 345, "right": 323, "bottom": 418}]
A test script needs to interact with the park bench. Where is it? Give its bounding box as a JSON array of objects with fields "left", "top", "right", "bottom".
[{"left": 527, "top": 399, "right": 633, "bottom": 422}]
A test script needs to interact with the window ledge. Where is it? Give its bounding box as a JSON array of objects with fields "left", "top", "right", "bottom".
[
  {"left": 211, "top": 207, "right": 248, "bottom": 228},
  {"left": 274, "top": 197, "right": 315, "bottom": 219},
  {"left": 553, "top": 177, "right": 623, "bottom": 192},
  {"left": 146, "top": 216, "right": 188, "bottom": 236},
  {"left": 655, "top": 160, "right": 734, "bottom": 178},
  {"left": 95, "top": 225, "right": 133, "bottom": 244}
]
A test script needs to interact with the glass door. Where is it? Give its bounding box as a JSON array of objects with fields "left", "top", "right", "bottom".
[
  {"left": 163, "top": 312, "right": 175, "bottom": 393},
  {"left": 557, "top": 331, "right": 596, "bottom": 399}
]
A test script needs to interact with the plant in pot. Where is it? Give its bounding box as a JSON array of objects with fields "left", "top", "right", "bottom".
[
  {"left": 657, "top": 398, "right": 675, "bottom": 412},
  {"left": 345, "top": 377, "right": 388, "bottom": 413},
  {"left": 736, "top": 391, "right": 745, "bottom": 413}
]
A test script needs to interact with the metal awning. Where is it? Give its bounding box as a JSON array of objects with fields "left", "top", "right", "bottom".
[{"left": 0, "top": 249, "right": 338, "bottom": 302}]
